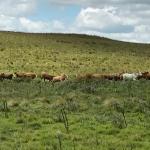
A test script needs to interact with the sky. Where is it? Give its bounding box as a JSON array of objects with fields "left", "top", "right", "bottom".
[{"left": 0, "top": 0, "right": 150, "bottom": 43}]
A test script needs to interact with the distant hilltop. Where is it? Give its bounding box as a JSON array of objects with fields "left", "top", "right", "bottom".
[{"left": 0, "top": 31, "right": 149, "bottom": 75}]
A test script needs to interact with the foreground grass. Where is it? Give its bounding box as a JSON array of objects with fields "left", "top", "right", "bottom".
[{"left": 0, "top": 79, "right": 150, "bottom": 150}]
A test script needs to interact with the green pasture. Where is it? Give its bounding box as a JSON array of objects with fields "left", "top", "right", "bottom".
[
  {"left": 0, "top": 31, "right": 150, "bottom": 149},
  {"left": 0, "top": 79, "right": 150, "bottom": 149},
  {"left": 0, "top": 31, "right": 150, "bottom": 75}
]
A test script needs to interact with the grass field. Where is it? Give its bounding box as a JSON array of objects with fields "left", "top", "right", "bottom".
[
  {"left": 0, "top": 31, "right": 150, "bottom": 150},
  {"left": 0, "top": 79, "right": 150, "bottom": 150},
  {"left": 0, "top": 31, "right": 150, "bottom": 75}
]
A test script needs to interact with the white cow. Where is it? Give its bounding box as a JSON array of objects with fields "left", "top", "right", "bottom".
[{"left": 122, "top": 73, "right": 142, "bottom": 80}]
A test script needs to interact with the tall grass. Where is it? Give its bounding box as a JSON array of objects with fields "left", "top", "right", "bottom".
[{"left": 0, "top": 79, "right": 150, "bottom": 149}]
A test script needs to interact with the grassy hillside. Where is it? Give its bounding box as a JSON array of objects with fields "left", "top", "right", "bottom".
[
  {"left": 0, "top": 31, "right": 150, "bottom": 150},
  {"left": 0, "top": 31, "right": 150, "bottom": 75}
]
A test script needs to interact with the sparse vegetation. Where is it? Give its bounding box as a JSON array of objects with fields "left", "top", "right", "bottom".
[
  {"left": 0, "top": 31, "right": 150, "bottom": 149},
  {"left": 0, "top": 31, "right": 150, "bottom": 74},
  {"left": 0, "top": 79, "right": 150, "bottom": 149}
]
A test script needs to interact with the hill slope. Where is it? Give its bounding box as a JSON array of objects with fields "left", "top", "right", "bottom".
[
  {"left": 0, "top": 31, "right": 150, "bottom": 74},
  {"left": 0, "top": 31, "right": 150, "bottom": 150}
]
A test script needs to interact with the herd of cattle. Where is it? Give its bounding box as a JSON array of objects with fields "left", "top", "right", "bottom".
[
  {"left": 0, "top": 71, "right": 150, "bottom": 82},
  {"left": 77, "top": 72, "right": 150, "bottom": 81},
  {"left": 0, "top": 72, "right": 68, "bottom": 82}
]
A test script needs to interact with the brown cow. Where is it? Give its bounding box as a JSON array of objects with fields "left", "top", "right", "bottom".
[
  {"left": 84, "top": 73, "right": 93, "bottom": 79},
  {"left": 0, "top": 73, "right": 4, "bottom": 79},
  {"left": 91, "top": 74, "right": 114, "bottom": 80},
  {"left": 103, "top": 74, "right": 114, "bottom": 80},
  {"left": 24, "top": 72, "right": 36, "bottom": 79},
  {"left": 14, "top": 72, "right": 26, "bottom": 78},
  {"left": 78, "top": 73, "right": 123, "bottom": 81},
  {"left": 1, "top": 73, "right": 13, "bottom": 80},
  {"left": 91, "top": 74, "right": 104, "bottom": 79},
  {"left": 52, "top": 74, "right": 68, "bottom": 82},
  {"left": 139, "top": 72, "right": 150, "bottom": 80},
  {"left": 111, "top": 74, "right": 123, "bottom": 81},
  {"left": 76, "top": 73, "right": 93, "bottom": 80},
  {"left": 15, "top": 72, "right": 36, "bottom": 79},
  {"left": 94, "top": 74, "right": 115, "bottom": 80},
  {"left": 77, "top": 73, "right": 107, "bottom": 80},
  {"left": 41, "top": 72, "right": 54, "bottom": 82}
]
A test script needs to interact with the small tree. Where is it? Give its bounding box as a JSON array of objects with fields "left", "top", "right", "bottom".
[
  {"left": 56, "top": 130, "right": 63, "bottom": 150},
  {"left": 2, "top": 100, "right": 9, "bottom": 118},
  {"left": 60, "top": 108, "right": 69, "bottom": 133},
  {"left": 113, "top": 101, "right": 127, "bottom": 128}
]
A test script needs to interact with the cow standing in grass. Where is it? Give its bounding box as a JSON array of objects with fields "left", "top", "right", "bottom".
[
  {"left": 15, "top": 72, "right": 36, "bottom": 79},
  {"left": 91, "top": 74, "right": 104, "bottom": 80},
  {"left": 122, "top": 73, "right": 142, "bottom": 80},
  {"left": 89, "top": 73, "right": 123, "bottom": 81},
  {"left": 0, "top": 73, "right": 4, "bottom": 80},
  {"left": 138, "top": 72, "right": 150, "bottom": 80},
  {"left": 0, "top": 73, "right": 13, "bottom": 80},
  {"left": 14, "top": 72, "right": 26, "bottom": 78},
  {"left": 112, "top": 74, "right": 123, "bottom": 81},
  {"left": 41, "top": 72, "right": 54, "bottom": 82},
  {"left": 76, "top": 73, "right": 123, "bottom": 81},
  {"left": 24, "top": 72, "right": 36, "bottom": 79},
  {"left": 52, "top": 74, "right": 68, "bottom": 82}
]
